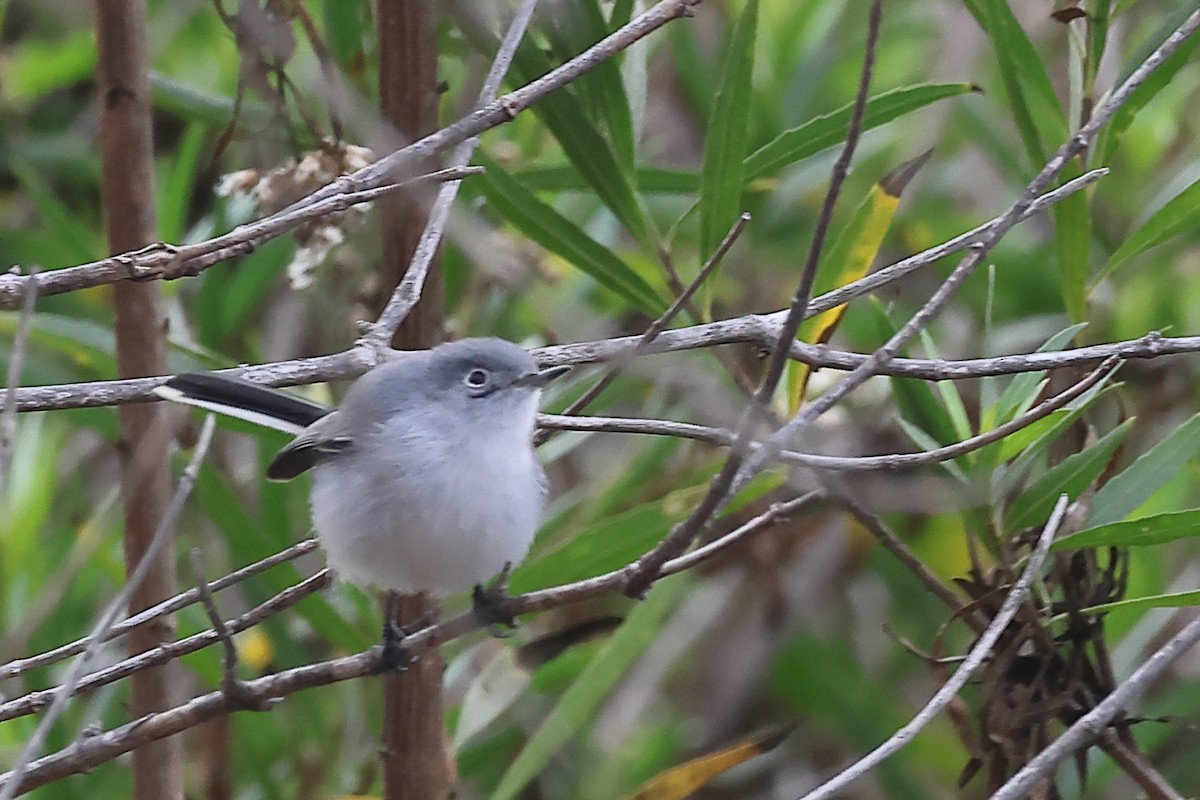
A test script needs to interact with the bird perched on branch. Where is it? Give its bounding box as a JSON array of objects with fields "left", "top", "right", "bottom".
[{"left": 155, "top": 337, "right": 569, "bottom": 667}]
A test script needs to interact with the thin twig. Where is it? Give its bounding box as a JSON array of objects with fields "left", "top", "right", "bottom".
[
  {"left": 0, "top": 268, "right": 38, "bottom": 488},
  {"left": 0, "top": 569, "right": 331, "bottom": 724},
  {"left": 8, "top": 323, "right": 1189, "bottom": 415},
  {"left": 535, "top": 354, "right": 1117, "bottom": 471},
  {"left": 796, "top": 494, "right": 1069, "bottom": 800},
  {"left": 534, "top": 212, "right": 752, "bottom": 446},
  {"left": 987, "top": 613, "right": 1200, "bottom": 800},
  {"left": 1097, "top": 732, "right": 1184, "bottom": 800},
  {"left": 0, "top": 414, "right": 216, "bottom": 800},
  {"left": 659, "top": 493, "right": 818, "bottom": 575},
  {"left": 0, "top": 489, "right": 806, "bottom": 794},
  {"left": 620, "top": 0, "right": 882, "bottom": 598},
  {"left": 729, "top": 5, "right": 1200, "bottom": 502},
  {"left": 0, "top": 539, "right": 319, "bottom": 681},
  {"left": 369, "top": 0, "right": 541, "bottom": 340},
  {"left": 3, "top": 169, "right": 1116, "bottom": 417},
  {"left": 188, "top": 549, "right": 274, "bottom": 712},
  {"left": 0, "top": 0, "right": 704, "bottom": 310}
]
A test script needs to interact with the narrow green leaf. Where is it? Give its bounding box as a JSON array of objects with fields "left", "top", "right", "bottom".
[
  {"left": 477, "top": 154, "right": 665, "bottom": 313},
  {"left": 1008, "top": 419, "right": 1132, "bottom": 530},
  {"left": 8, "top": 160, "right": 101, "bottom": 263},
  {"left": 896, "top": 417, "right": 969, "bottom": 484},
  {"left": 1054, "top": 163, "right": 1091, "bottom": 322},
  {"left": 510, "top": 503, "right": 676, "bottom": 594},
  {"left": 993, "top": 323, "right": 1088, "bottom": 423},
  {"left": 546, "top": 0, "right": 637, "bottom": 173},
  {"left": 1097, "top": 4, "right": 1200, "bottom": 163},
  {"left": 1081, "top": 589, "right": 1200, "bottom": 617},
  {"left": 744, "top": 83, "right": 976, "bottom": 180},
  {"left": 509, "top": 37, "right": 651, "bottom": 246},
  {"left": 159, "top": 123, "right": 209, "bottom": 244},
  {"left": 700, "top": 0, "right": 758, "bottom": 264},
  {"left": 1099, "top": 175, "right": 1200, "bottom": 282},
  {"left": 489, "top": 577, "right": 689, "bottom": 800},
  {"left": 1087, "top": 412, "right": 1200, "bottom": 528},
  {"left": 323, "top": 0, "right": 368, "bottom": 69},
  {"left": 867, "top": 300, "right": 958, "bottom": 447},
  {"left": 516, "top": 165, "right": 698, "bottom": 194},
  {"left": 962, "top": 0, "right": 1067, "bottom": 166},
  {"left": 1055, "top": 508, "right": 1200, "bottom": 551}
]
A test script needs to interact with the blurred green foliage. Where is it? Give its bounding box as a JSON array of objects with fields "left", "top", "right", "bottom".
[{"left": 3, "top": 1, "right": 1200, "bottom": 798}]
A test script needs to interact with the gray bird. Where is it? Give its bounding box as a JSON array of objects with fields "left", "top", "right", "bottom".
[{"left": 155, "top": 337, "right": 568, "bottom": 662}]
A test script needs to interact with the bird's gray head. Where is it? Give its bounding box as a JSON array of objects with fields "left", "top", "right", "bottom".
[{"left": 342, "top": 338, "right": 568, "bottom": 435}]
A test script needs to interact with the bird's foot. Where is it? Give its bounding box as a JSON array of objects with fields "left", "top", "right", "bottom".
[
  {"left": 379, "top": 617, "right": 417, "bottom": 672},
  {"left": 473, "top": 563, "right": 517, "bottom": 639}
]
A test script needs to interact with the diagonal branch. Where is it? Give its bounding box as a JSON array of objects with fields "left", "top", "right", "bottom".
[
  {"left": 0, "top": 0, "right": 705, "bottom": 310},
  {"left": 620, "top": 0, "right": 884, "bottom": 598},
  {"left": 796, "top": 494, "right": 1069, "bottom": 800},
  {"left": 0, "top": 415, "right": 215, "bottom": 800}
]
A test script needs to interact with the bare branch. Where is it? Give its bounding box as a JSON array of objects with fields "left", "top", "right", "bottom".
[
  {"left": 369, "top": 0, "right": 541, "bottom": 341},
  {"left": 0, "top": 569, "right": 331, "bottom": 724},
  {"left": 0, "top": 0, "right": 704, "bottom": 310},
  {"left": 536, "top": 354, "right": 1117, "bottom": 471},
  {"left": 535, "top": 212, "right": 753, "bottom": 446},
  {"left": 0, "top": 268, "right": 37, "bottom": 488},
  {"left": 0, "top": 415, "right": 215, "bottom": 800},
  {"left": 5, "top": 169, "right": 1120, "bottom": 416},
  {"left": 0, "top": 539, "right": 319, "bottom": 681},
  {"left": 0, "top": 489, "right": 814, "bottom": 794},
  {"left": 796, "top": 494, "right": 1069, "bottom": 800},
  {"left": 620, "top": 0, "right": 885, "bottom": 599},
  {"left": 987, "top": 613, "right": 1200, "bottom": 800}
]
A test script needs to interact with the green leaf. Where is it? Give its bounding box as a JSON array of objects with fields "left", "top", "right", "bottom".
[
  {"left": 867, "top": 299, "right": 958, "bottom": 447},
  {"left": 1054, "top": 162, "right": 1091, "bottom": 323},
  {"left": 508, "top": 35, "right": 651, "bottom": 246},
  {"left": 1055, "top": 508, "right": 1200, "bottom": 551},
  {"left": 489, "top": 576, "right": 689, "bottom": 800},
  {"left": 158, "top": 123, "right": 209, "bottom": 244},
  {"left": 0, "top": 29, "right": 96, "bottom": 102},
  {"left": 516, "top": 166, "right": 698, "bottom": 194},
  {"left": 744, "top": 83, "right": 976, "bottom": 180},
  {"left": 992, "top": 323, "right": 1088, "bottom": 423},
  {"left": 477, "top": 154, "right": 665, "bottom": 314},
  {"left": 1096, "top": 4, "right": 1200, "bottom": 163},
  {"left": 1087, "top": 412, "right": 1200, "bottom": 528},
  {"left": 323, "top": 0, "right": 368, "bottom": 69},
  {"left": 510, "top": 502, "right": 676, "bottom": 594},
  {"left": 962, "top": 0, "right": 1067, "bottom": 167},
  {"left": 1098, "top": 175, "right": 1200, "bottom": 282},
  {"left": 1080, "top": 589, "right": 1200, "bottom": 617},
  {"left": 1007, "top": 419, "right": 1132, "bottom": 530},
  {"left": 700, "top": 0, "right": 758, "bottom": 268},
  {"left": 546, "top": 0, "right": 637, "bottom": 174}
]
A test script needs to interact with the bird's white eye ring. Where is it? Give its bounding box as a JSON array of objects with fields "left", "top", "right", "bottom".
[{"left": 465, "top": 368, "right": 489, "bottom": 388}]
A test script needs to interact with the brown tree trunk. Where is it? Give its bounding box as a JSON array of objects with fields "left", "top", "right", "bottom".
[
  {"left": 94, "top": 2, "right": 182, "bottom": 799},
  {"left": 375, "top": 2, "right": 453, "bottom": 799}
]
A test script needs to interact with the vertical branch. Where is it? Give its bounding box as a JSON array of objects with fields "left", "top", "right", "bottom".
[
  {"left": 375, "top": 2, "right": 451, "bottom": 799},
  {"left": 94, "top": 2, "right": 183, "bottom": 799},
  {"left": 376, "top": 0, "right": 444, "bottom": 348}
]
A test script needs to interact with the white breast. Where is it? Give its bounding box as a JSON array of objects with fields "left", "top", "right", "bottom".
[{"left": 308, "top": 398, "right": 545, "bottom": 595}]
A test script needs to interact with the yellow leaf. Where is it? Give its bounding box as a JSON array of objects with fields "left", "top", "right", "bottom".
[
  {"left": 787, "top": 150, "right": 932, "bottom": 412},
  {"left": 621, "top": 724, "right": 794, "bottom": 800}
]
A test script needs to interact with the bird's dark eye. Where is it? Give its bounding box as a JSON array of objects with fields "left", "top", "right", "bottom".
[{"left": 465, "top": 368, "right": 490, "bottom": 388}]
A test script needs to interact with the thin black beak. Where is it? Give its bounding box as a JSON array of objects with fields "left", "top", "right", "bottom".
[{"left": 513, "top": 365, "right": 570, "bottom": 388}]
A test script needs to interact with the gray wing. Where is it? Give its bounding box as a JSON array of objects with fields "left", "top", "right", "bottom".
[{"left": 266, "top": 411, "right": 354, "bottom": 481}]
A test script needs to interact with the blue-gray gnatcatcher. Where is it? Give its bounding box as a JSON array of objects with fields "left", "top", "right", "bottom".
[{"left": 155, "top": 338, "right": 568, "bottom": 657}]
